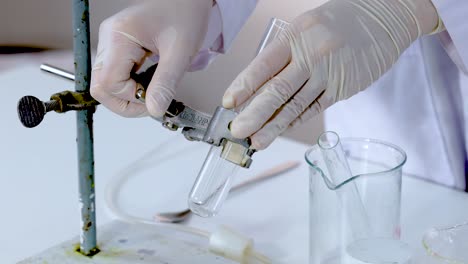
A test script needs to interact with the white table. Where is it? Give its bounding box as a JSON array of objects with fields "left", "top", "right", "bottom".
[{"left": 2, "top": 65, "right": 468, "bottom": 263}]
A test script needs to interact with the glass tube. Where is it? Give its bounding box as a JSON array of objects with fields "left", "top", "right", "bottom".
[
  {"left": 188, "top": 18, "right": 290, "bottom": 218},
  {"left": 318, "top": 131, "right": 370, "bottom": 240},
  {"left": 256, "top": 18, "right": 290, "bottom": 56},
  {"left": 237, "top": 18, "right": 291, "bottom": 113},
  {"left": 189, "top": 146, "right": 240, "bottom": 217}
]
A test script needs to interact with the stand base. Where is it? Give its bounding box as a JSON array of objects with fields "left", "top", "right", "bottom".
[{"left": 19, "top": 220, "right": 235, "bottom": 264}]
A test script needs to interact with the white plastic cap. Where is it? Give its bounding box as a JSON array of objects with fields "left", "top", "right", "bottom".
[{"left": 209, "top": 225, "right": 253, "bottom": 262}]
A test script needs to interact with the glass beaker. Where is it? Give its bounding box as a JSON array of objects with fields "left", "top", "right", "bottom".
[
  {"left": 188, "top": 18, "right": 290, "bottom": 217},
  {"left": 306, "top": 133, "right": 409, "bottom": 263}
]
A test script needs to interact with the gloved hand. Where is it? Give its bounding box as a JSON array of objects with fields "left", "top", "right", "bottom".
[
  {"left": 223, "top": 0, "right": 439, "bottom": 150},
  {"left": 91, "top": 0, "right": 213, "bottom": 118}
]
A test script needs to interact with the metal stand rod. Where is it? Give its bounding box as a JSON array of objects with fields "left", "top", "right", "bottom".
[{"left": 72, "top": 0, "right": 98, "bottom": 256}]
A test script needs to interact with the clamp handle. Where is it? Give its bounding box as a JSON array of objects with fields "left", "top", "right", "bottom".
[
  {"left": 131, "top": 63, "right": 158, "bottom": 90},
  {"left": 132, "top": 64, "right": 185, "bottom": 118}
]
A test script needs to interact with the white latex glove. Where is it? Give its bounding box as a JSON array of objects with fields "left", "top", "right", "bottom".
[
  {"left": 91, "top": 0, "right": 213, "bottom": 118},
  {"left": 223, "top": 0, "right": 439, "bottom": 150}
]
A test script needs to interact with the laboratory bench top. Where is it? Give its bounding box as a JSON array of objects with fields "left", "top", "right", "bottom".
[{"left": 2, "top": 65, "right": 468, "bottom": 263}]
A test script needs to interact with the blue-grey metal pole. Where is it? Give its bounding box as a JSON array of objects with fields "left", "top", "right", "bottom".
[{"left": 72, "top": 0, "right": 98, "bottom": 256}]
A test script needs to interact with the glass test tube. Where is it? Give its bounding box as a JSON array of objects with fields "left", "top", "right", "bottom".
[
  {"left": 188, "top": 18, "right": 290, "bottom": 218},
  {"left": 189, "top": 145, "right": 240, "bottom": 217}
]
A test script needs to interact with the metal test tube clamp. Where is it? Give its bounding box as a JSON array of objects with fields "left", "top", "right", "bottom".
[
  {"left": 38, "top": 63, "right": 255, "bottom": 169},
  {"left": 135, "top": 81, "right": 254, "bottom": 168}
]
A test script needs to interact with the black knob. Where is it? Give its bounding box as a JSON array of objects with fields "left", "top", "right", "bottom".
[
  {"left": 130, "top": 63, "right": 158, "bottom": 89},
  {"left": 17, "top": 96, "right": 59, "bottom": 128}
]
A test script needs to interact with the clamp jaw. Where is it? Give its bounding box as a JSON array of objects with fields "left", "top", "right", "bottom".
[{"left": 135, "top": 88, "right": 254, "bottom": 168}]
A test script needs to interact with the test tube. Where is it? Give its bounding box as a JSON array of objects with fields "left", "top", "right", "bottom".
[
  {"left": 256, "top": 18, "right": 290, "bottom": 55},
  {"left": 188, "top": 145, "right": 240, "bottom": 217},
  {"left": 236, "top": 18, "right": 290, "bottom": 112},
  {"left": 318, "top": 131, "right": 370, "bottom": 240},
  {"left": 188, "top": 19, "right": 290, "bottom": 217}
]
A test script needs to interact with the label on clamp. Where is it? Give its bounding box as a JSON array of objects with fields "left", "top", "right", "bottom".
[{"left": 176, "top": 107, "right": 211, "bottom": 130}]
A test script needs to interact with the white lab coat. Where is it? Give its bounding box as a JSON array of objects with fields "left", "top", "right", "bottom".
[
  {"left": 208, "top": 0, "right": 468, "bottom": 189},
  {"left": 324, "top": 1, "right": 468, "bottom": 189}
]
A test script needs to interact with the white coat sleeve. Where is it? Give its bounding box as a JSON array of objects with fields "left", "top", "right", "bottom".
[
  {"left": 189, "top": 0, "right": 258, "bottom": 71},
  {"left": 432, "top": 0, "right": 468, "bottom": 74}
]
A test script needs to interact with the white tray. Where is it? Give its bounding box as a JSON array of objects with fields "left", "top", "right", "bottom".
[{"left": 19, "top": 220, "right": 235, "bottom": 264}]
